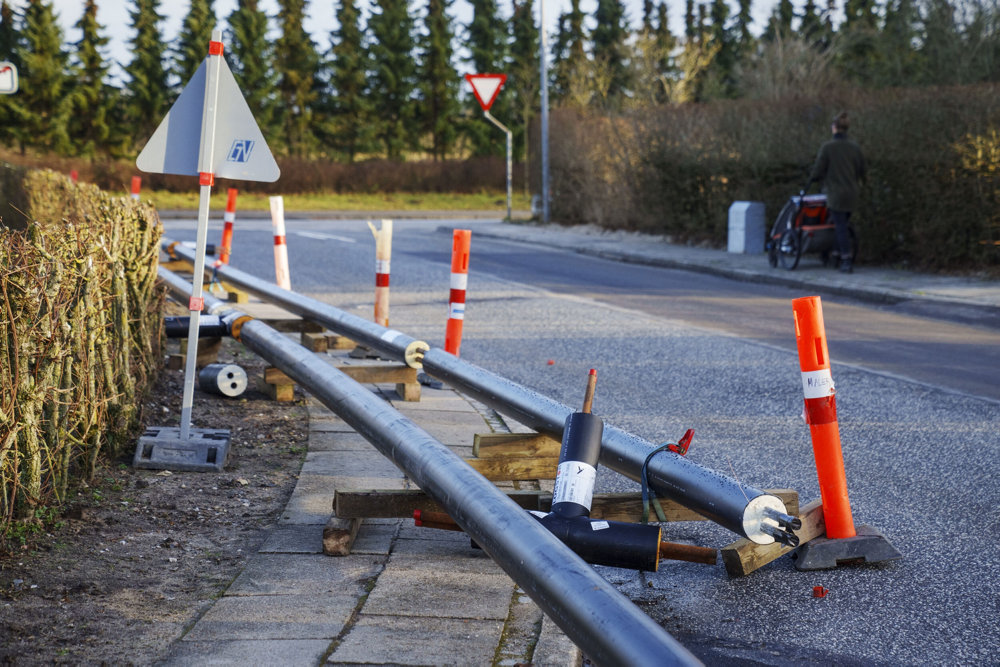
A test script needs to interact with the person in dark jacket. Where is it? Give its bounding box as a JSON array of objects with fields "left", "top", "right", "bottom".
[{"left": 808, "top": 111, "right": 866, "bottom": 273}]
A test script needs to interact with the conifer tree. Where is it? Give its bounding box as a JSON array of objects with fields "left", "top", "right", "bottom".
[
  {"left": 0, "top": 1, "right": 23, "bottom": 149},
  {"left": 762, "top": 0, "right": 794, "bottom": 41},
  {"left": 368, "top": 0, "right": 418, "bottom": 159},
  {"left": 325, "top": 0, "right": 372, "bottom": 161},
  {"left": 274, "top": 0, "right": 320, "bottom": 156},
  {"left": 509, "top": 0, "right": 538, "bottom": 177},
  {"left": 68, "top": 0, "right": 117, "bottom": 156},
  {"left": 591, "top": 0, "right": 632, "bottom": 106},
  {"left": 226, "top": 0, "right": 278, "bottom": 141},
  {"left": 702, "top": 0, "right": 738, "bottom": 98},
  {"left": 875, "top": 0, "right": 921, "bottom": 85},
  {"left": 550, "top": 0, "right": 589, "bottom": 105},
  {"left": 465, "top": 0, "right": 510, "bottom": 156},
  {"left": 418, "top": 0, "right": 460, "bottom": 160},
  {"left": 16, "top": 0, "right": 71, "bottom": 154},
  {"left": 124, "top": 0, "right": 169, "bottom": 148},
  {"left": 175, "top": 0, "right": 216, "bottom": 90},
  {"left": 799, "top": 0, "right": 826, "bottom": 45}
]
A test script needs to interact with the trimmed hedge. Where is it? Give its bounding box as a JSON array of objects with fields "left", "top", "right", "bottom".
[
  {"left": 546, "top": 84, "right": 1000, "bottom": 274},
  {"left": 0, "top": 167, "right": 163, "bottom": 526}
]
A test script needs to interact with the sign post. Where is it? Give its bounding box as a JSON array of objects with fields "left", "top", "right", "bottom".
[
  {"left": 465, "top": 74, "right": 512, "bottom": 221},
  {"left": 137, "top": 29, "right": 279, "bottom": 447}
]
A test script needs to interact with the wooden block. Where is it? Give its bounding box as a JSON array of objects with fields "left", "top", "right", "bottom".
[
  {"left": 464, "top": 455, "right": 559, "bottom": 481},
  {"left": 395, "top": 382, "right": 421, "bottom": 402},
  {"left": 196, "top": 337, "right": 222, "bottom": 366},
  {"left": 334, "top": 488, "right": 545, "bottom": 519},
  {"left": 327, "top": 335, "right": 357, "bottom": 350},
  {"left": 335, "top": 363, "right": 416, "bottom": 385},
  {"left": 238, "top": 302, "right": 308, "bottom": 333},
  {"left": 256, "top": 373, "right": 294, "bottom": 402},
  {"left": 264, "top": 367, "right": 294, "bottom": 385},
  {"left": 160, "top": 259, "right": 193, "bottom": 272},
  {"left": 302, "top": 331, "right": 328, "bottom": 353},
  {"left": 473, "top": 433, "right": 561, "bottom": 458},
  {"left": 167, "top": 354, "right": 184, "bottom": 370},
  {"left": 323, "top": 516, "right": 362, "bottom": 556},
  {"left": 721, "top": 498, "right": 825, "bottom": 578}
]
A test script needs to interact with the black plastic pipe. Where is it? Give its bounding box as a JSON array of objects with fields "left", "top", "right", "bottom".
[
  {"left": 164, "top": 315, "right": 228, "bottom": 339},
  {"left": 157, "top": 265, "right": 701, "bottom": 666},
  {"left": 162, "top": 238, "right": 792, "bottom": 544}
]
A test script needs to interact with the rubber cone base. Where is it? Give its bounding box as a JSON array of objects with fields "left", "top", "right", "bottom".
[{"left": 792, "top": 524, "right": 903, "bottom": 571}]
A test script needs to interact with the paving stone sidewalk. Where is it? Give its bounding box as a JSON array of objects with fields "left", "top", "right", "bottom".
[{"left": 161, "top": 351, "right": 580, "bottom": 667}]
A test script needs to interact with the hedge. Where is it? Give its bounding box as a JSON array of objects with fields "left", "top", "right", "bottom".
[
  {"left": 0, "top": 167, "right": 163, "bottom": 526},
  {"left": 545, "top": 84, "right": 1000, "bottom": 274}
]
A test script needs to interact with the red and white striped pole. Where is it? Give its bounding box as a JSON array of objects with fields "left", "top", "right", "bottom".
[
  {"left": 215, "top": 187, "right": 238, "bottom": 268},
  {"left": 130, "top": 175, "right": 142, "bottom": 200},
  {"left": 368, "top": 219, "right": 393, "bottom": 327},
  {"left": 269, "top": 195, "right": 291, "bottom": 289},
  {"left": 445, "top": 229, "right": 471, "bottom": 356}
]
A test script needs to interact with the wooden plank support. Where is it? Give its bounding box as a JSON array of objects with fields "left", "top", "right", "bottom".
[
  {"left": 301, "top": 331, "right": 328, "bottom": 353},
  {"left": 465, "top": 455, "right": 559, "bottom": 481},
  {"left": 721, "top": 498, "right": 824, "bottom": 578},
  {"left": 323, "top": 516, "right": 363, "bottom": 556},
  {"left": 238, "top": 302, "right": 323, "bottom": 333},
  {"left": 333, "top": 488, "right": 799, "bottom": 524},
  {"left": 167, "top": 338, "right": 222, "bottom": 369},
  {"left": 335, "top": 362, "right": 420, "bottom": 402},
  {"left": 326, "top": 334, "right": 358, "bottom": 350},
  {"left": 160, "top": 259, "right": 193, "bottom": 272},
  {"left": 472, "top": 432, "right": 561, "bottom": 458},
  {"left": 258, "top": 366, "right": 295, "bottom": 402}
]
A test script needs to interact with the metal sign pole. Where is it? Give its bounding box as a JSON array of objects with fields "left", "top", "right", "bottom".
[
  {"left": 179, "top": 29, "right": 223, "bottom": 441},
  {"left": 539, "top": 0, "right": 550, "bottom": 224},
  {"left": 484, "top": 110, "right": 513, "bottom": 221}
]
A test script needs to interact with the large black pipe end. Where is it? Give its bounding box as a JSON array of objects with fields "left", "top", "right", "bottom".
[{"left": 534, "top": 512, "right": 662, "bottom": 572}]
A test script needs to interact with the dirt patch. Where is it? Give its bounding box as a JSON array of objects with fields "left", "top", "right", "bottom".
[{"left": 0, "top": 336, "right": 309, "bottom": 664}]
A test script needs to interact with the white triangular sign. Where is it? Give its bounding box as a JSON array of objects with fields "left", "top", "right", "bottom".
[
  {"left": 137, "top": 58, "right": 280, "bottom": 182},
  {"left": 465, "top": 74, "right": 506, "bottom": 111}
]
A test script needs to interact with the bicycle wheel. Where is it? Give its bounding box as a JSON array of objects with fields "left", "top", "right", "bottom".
[{"left": 778, "top": 228, "right": 802, "bottom": 270}]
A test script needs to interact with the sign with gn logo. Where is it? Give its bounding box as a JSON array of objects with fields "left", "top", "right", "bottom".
[{"left": 227, "top": 140, "right": 255, "bottom": 163}]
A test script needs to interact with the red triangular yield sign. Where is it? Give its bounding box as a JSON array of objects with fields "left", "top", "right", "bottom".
[{"left": 465, "top": 74, "right": 507, "bottom": 111}]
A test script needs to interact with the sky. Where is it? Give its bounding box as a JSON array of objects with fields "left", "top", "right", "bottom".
[{"left": 15, "top": 0, "right": 787, "bottom": 82}]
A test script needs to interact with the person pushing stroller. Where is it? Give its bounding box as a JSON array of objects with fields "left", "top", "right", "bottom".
[{"left": 807, "top": 112, "right": 866, "bottom": 273}]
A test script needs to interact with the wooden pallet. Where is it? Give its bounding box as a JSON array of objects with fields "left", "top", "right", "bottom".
[{"left": 333, "top": 362, "right": 421, "bottom": 402}]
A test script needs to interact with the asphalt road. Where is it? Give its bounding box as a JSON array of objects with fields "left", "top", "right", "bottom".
[{"left": 163, "top": 216, "right": 1000, "bottom": 665}]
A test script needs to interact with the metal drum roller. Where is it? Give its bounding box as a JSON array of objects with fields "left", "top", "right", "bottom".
[{"left": 198, "top": 363, "right": 248, "bottom": 398}]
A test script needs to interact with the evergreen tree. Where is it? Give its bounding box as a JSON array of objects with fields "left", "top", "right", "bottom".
[
  {"left": 509, "top": 0, "right": 539, "bottom": 177},
  {"left": 175, "top": 0, "right": 216, "bottom": 89},
  {"left": 550, "top": 0, "right": 589, "bottom": 105},
  {"left": 702, "top": 0, "right": 739, "bottom": 98},
  {"left": 838, "top": 0, "right": 881, "bottom": 83},
  {"left": 418, "top": 0, "right": 460, "bottom": 160},
  {"left": 124, "top": 0, "right": 169, "bottom": 148},
  {"left": 274, "top": 0, "right": 320, "bottom": 156},
  {"left": 15, "top": 0, "right": 72, "bottom": 154},
  {"left": 226, "top": 0, "right": 278, "bottom": 142},
  {"left": 368, "top": 0, "right": 418, "bottom": 158},
  {"left": 0, "top": 1, "right": 24, "bottom": 149},
  {"left": 68, "top": 0, "right": 117, "bottom": 156},
  {"left": 325, "top": 0, "right": 372, "bottom": 161},
  {"left": 875, "top": 0, "right": 920, "bottom": 86},
  {"left": 918, "top": 0, "right": 965, "bottom": 84},
  {"left": 591, "top": 0, "right": 632, "bottom": 107},
  {"left": 762, "top": 0, "right": 794, "bottom": 41},
  {"left": 465, "top": 0, "right": 510, "bottom": 155}
]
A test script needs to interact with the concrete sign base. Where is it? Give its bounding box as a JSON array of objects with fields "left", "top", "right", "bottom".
[{"left": 133, "top": 426, "right": 231, "bottom": 473}]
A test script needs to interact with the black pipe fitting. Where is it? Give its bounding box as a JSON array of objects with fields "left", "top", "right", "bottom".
[
  {"left": 164, "top": 315, "right": 227, "bottom": 339},
  {"left": 533, "top": 512, "right": 663, "bottom": 571}
]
